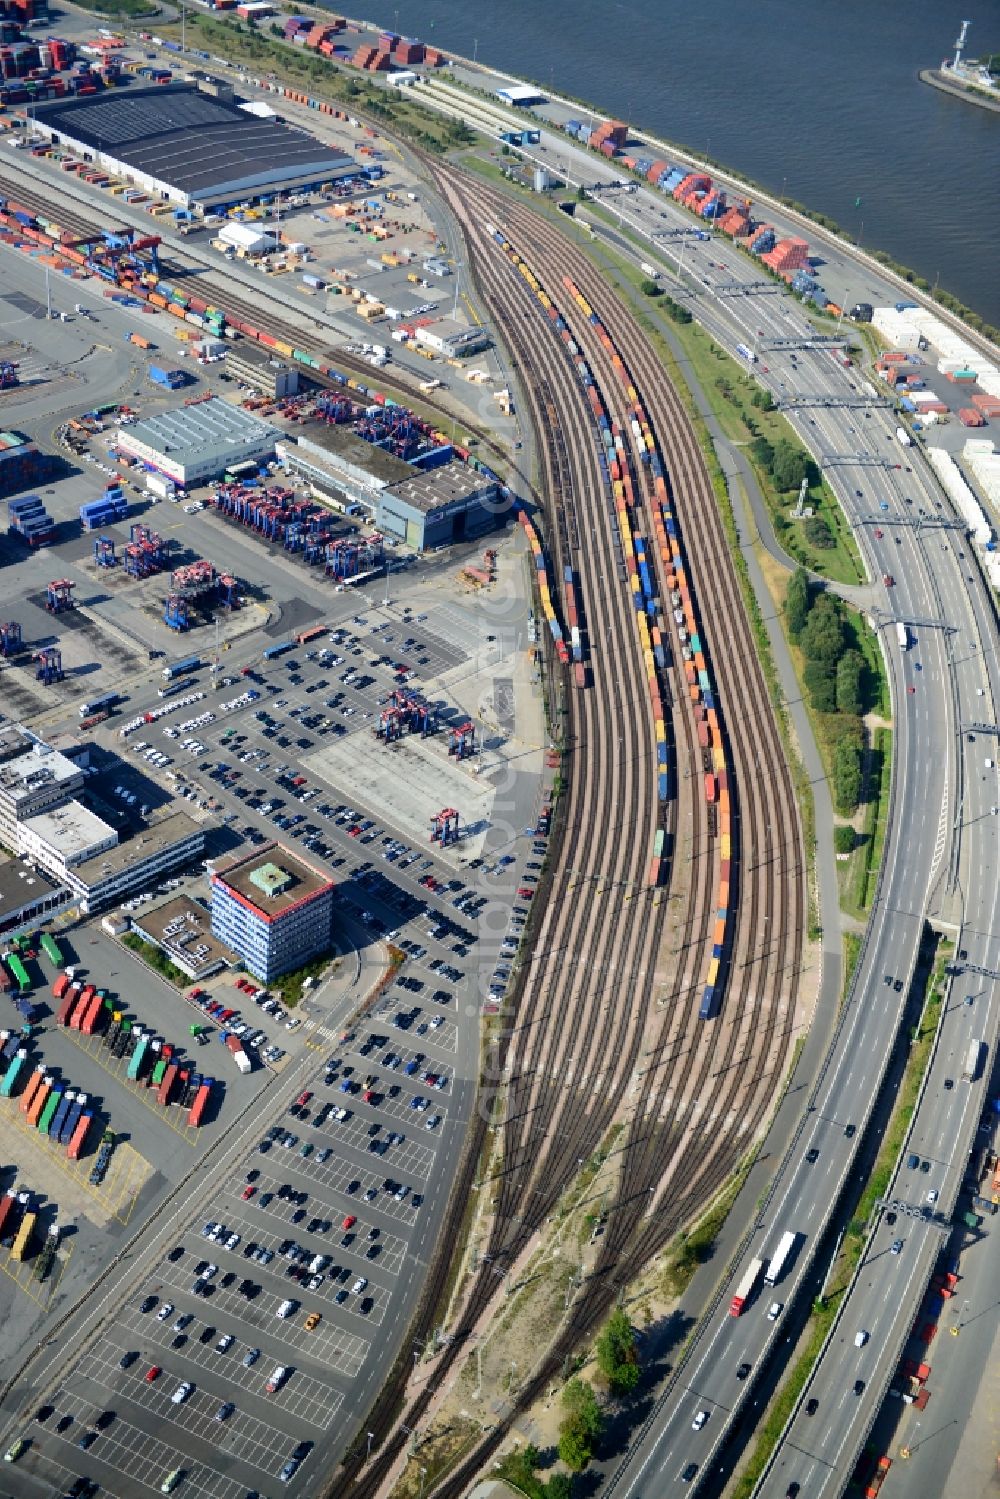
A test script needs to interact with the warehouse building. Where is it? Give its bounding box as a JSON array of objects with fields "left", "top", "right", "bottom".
[
  {"left": 414, "top": 317, "right": 491, "bottom": 358},
  {"left": 17, "top": 805, "right": 205, "bottom": 913},
  {"left": 30, "top": 84, "right": 357, "bottom": 211},
  {"left": 225, "top": 342, "right": 299, "bottom": 400},
  {"left": 377, "top": 466, "right": 504, "bottom": 551},
  {"left": 276, "top": 426, "right": 411, "bottom": 513},
  {"left": 210, "top": 844, "right": 336, "bottom": 983},
  {"left": 117, "top": 398, "right": 278, "bottom": 489}
]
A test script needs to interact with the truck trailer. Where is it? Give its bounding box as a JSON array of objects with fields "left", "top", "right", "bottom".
[
  {"left": 187, "top": 1079, "right": 212, "bottom": 1127},
  {"left": 963, "top": 1039, "right": 984, "bottom": 1082},
  {"left": 764, "top": 1229, "right": 800, "bottom": 1286},
  {"left": 730, "top": 1255, "right": 766, "bottom": 1316}
]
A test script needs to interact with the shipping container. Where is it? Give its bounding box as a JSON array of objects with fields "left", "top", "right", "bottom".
[
  {"left": 187, "top": 1079, "right": 212, "bottom": 1127},
  {"left": 67, "top": 1112, "right": 92, "bottom": 1160}
]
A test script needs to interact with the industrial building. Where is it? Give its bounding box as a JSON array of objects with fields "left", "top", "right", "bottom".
[
  {"left": 0, "top": 858, "right": 68, "bottom": 939},
  {"left": 377, "top": 466, "right": 504, "bottom": 551},
  {"left": 117, "top": 398, "right": 278, "bottom": 488},
  {"left": 225, "top": 342, "right": 299, "bottom": 400},
  {"left": 130, "top": 894, "right": 238, "bottom": 981},
  {"left": 0, "top": 731, "right": 86, "bottom": 851},
  {"left": 210, "top": 844, "right": 336, "bottom": 983},
  {"left": 276, "top": 427, "right": 411, "bottom": 513},
  {"left": 414, "top": 317, "right": 491, "bottom": 358},
  {"left": 30, "top": 84, "right": 357, "bottom": 211},
  {"left": 0, "top": 725, "right": 206, "bottom": 912}
]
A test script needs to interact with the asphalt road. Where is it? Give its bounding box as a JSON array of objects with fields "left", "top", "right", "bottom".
[{"left": 383, "top": 78, "right": 998, "bottom": 1499}]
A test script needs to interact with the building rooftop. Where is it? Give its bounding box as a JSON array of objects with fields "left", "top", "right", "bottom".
[
  {"left": 0, "top": 857, "right": 58, "bottom": 920},
  {"left": 0, "top": 739, "right": 84, "bottom": 801},
  {"left": 384, "top": 465, "right": 496, "bottom": 515},
  {"left": 32, "top": 85, "right": 356, "bottom": 201},
  {"left": 213, "top": 843, "right": 334, "bottom": 919},
  {"left": 21, "top": 800, "right": 116, "bottom": 862},
  {"left": 121, "top": 397, "right": 278, "bottom": 470},
  {"left": 226, "top": 342, "right": 292, "bottom": 370},
  {"left": 74, "top": 809, "right": 202, "bottom": 886},
  {"left": 295, "top": 425, "right": 413, "bottom": 487},
  {"left": 131, "top": 893, "right": 237, "bottom": 977}
]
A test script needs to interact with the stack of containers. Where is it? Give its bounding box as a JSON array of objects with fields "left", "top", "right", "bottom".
[
  {"left": 7, "top": 489, "right": 55, "bottom": 544},
  {"left": 79, "top": 484, "right": 127, "bottom": 532},
  {"left": 0, "top": 432, "right": 51, "bottom": 500}
]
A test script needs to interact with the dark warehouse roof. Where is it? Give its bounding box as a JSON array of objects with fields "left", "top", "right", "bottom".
[{"left": 34, "top": 85, "right": 354, "bottom": 198}]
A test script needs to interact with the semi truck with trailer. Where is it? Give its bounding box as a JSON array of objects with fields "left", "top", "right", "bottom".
[
  {"left": 764, "top": 1229, "right": 800, "bottom": 1285},
  {"left": 730, "top": 1256, "right": 766, "bottom": 1316},
  {"left": 963, "top": 1039, "right": 984, "bottom": 1082}
]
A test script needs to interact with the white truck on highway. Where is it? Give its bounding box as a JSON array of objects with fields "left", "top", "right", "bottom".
[
  {"left": 897, "top": 622, "right": 909, "bottom": 651},
  {"left": 895, "top": 425, "right": 912, "bottom": 446},
  {"left": 764, "top": 1229, "right": 800, "bottom": 1285}
]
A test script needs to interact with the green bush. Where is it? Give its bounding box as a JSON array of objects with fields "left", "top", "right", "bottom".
[
  {"left": 784, "top": 567, "right": 810, "bottom": 637},
  {"left": 595, "top": 1307, "right": 641, "bottom": 1394},
  {"left": 558, "top": 1379, "right": 602, "bottom": 1472},
  {"left": 834, "top": 824, "right": 855, "bottom": 855},
  {"left": 804, "top": 516, "right": 834, "bottom": 550}
]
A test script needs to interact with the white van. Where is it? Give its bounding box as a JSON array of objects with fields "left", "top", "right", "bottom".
[
  {"left": 854, "top": 1329, "right": 869, "bottom": 1347},
  {"left": 276, "top": 1299, "right": 296, "bottom": 1319}
]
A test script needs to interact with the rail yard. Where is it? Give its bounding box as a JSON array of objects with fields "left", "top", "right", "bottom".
[{"left": 0, "top": 15, "right": 998, "bottom": 1499}]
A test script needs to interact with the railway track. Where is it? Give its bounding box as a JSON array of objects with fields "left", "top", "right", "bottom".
[
  {"left": 2, "top": 157, "right": 804, "bottom": 1493},
  {"left": 0, "top": 166, "right": 522, "bottom": 480}
]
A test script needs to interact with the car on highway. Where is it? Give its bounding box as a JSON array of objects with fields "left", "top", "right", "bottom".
[
  {"left": 767, "top": 1302, "right": 783, "bottom": 1320},
  {"left": 691, "top": 1410, "right": 709, "bottom": 1431},
  {"left": 805, "top": 1398, "right": 819, "bottom": 1416},
  {"left": 736, "top": 1362, "right": 752, "bottom": 1380}
]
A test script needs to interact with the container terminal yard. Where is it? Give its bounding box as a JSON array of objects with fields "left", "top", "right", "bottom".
[{"left": 0, "top": 11, "right": 997, "bottom": 1499}]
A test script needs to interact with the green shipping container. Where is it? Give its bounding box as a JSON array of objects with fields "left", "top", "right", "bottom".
[
  {"left": 151, "top": 1058, "right": 167, "bottom": 1087},
  {"left": 38, "top": 1090, "right": 62, "bottom": 1134}
]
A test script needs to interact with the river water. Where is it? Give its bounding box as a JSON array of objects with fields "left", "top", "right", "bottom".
[{"left": 354, "top": 0, "right": 1000, "bottom": 329}]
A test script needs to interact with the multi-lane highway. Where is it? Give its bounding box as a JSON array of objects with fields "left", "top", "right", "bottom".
[{"left": 392, "top": 72, "right": 1000, "bottom": 1496}]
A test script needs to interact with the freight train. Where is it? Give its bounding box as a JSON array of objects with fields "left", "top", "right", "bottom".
[{"left": 486, "top": 221, "right": 735, "bottom": 1021}]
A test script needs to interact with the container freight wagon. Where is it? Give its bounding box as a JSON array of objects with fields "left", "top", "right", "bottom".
[
  {"left": 39, "top": 933, "right": 62, "bottom": 966},
  {"left": 67, "top": 1112, "right": 93, "bottom": 1160},
  {"left": 764, "top": 1229, "right": 800, "bottom": 1285},
  {"left": 730, "top": 1255, "right": 765, "bottom": 1316},
  {"left": 10, "top": 1210, "right": 35, "bottom": 1262},
  {"left": 187, "top": 1078, "right": 212, "bottom": 1127}
]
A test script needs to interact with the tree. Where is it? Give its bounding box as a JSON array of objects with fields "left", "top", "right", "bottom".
[
  {"left": 784, "top": 566, "right": 810, "bottom": 638},
  {"left": 640, "top": 279, "right": 663, "bottom": 299},
  {"left": 803, "top": 659, "right": 837, "bottom": 713},
  {"left": 800, "top": 598, "right": 845, "bottom": 665},
  {"left": 750, "top": 436, "right": 774, "bottom": 470},
  {"left": 558, "top": 1379, "right": 602, "bottom": 1472},
  {"left": 771, "top": 440, "right": 816, "bottom": 492},
  {"left": 545, "top": 1476, "right": 573, "bottom": 1499},
  {"left": 836, "top": 650, "right": 864, "bottom": 716},
  {"left": 596, "top": 1308, "right": 640, "bottom": 1394},
  {"left": 804, "top": 515, "right": 834, "bottom": 550},
  {"left": 834, "top": 825, "right": 855, "bottom": 855},
  {"left": 834, "top": 734, "right": 863, "bottom": 814}
]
